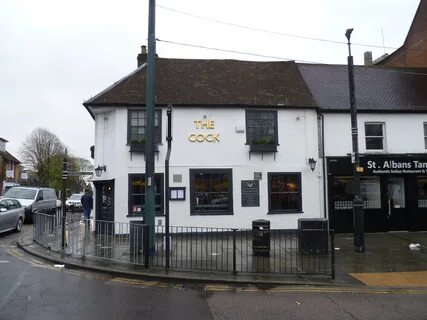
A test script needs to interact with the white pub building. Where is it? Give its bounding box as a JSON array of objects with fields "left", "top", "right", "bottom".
[{"left": 84, "top": 47, "right": 427, "bottom": 233}]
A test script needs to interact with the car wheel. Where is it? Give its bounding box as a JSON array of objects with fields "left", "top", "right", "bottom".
[{"left": 16, "top": 218, "right": 23, "bottom": 232}]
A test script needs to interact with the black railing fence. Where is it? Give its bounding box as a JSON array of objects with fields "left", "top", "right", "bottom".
[{"left": 33, "top": 212, "right": 335, "bottom": 278}]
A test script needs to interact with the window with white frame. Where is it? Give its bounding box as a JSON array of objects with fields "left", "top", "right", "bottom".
[
  {"left": 424, "top": 123, "right": 427, "bottom": 149},
  {"left": 365, "top": 122, "right": 385, "bottom": 150}
]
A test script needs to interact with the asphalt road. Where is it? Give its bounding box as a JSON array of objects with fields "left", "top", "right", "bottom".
[{"left": 1, "top": 227, "right": 427, "bottom": 320}]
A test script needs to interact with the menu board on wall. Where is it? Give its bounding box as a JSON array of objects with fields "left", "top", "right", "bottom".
[{"left": 241, "top": 180, "right": 260, "bottom": 207}]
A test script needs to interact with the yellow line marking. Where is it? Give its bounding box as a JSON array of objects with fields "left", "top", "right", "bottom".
[{"left": 350, "top": 271, "right": 427, "bottom": 287}]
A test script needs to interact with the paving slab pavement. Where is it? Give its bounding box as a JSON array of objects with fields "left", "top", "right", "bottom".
[{"left": 17, "top": 230, "right": 427, "bottom": 288}]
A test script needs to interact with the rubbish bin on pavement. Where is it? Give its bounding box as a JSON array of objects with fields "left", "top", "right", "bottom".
[
  {"left": 298, "top": 218, "right": 328, "bottom": 254},
  {"left": 252, "top": 219, "right": 270, "bottom": 256}
]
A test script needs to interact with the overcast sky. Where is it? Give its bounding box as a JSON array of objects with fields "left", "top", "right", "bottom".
[{"left": 0, "top": 0, "right": 420, "bottom": 163}]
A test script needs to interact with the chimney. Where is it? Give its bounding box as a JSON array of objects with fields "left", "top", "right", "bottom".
[
  {"left": 137, "top": 45, "right": 147, "bottom": 67},
  {"left": 364, "top": 51, "right": 373, "bottom": 66}
]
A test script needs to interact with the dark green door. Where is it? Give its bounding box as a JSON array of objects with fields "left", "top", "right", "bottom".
[{"left": 94, "top": 180, "right": 114, "bottom": 235}]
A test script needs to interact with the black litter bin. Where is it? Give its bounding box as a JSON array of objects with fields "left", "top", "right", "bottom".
[
  {"left": 252, "top": 219, "right": 270, "bottom": 256},
  {"left": 130, "top": 221, "right": 145, "bottom": 254},
  {"left": 298, "top": 218, "right": 328, "bottom": 254}
]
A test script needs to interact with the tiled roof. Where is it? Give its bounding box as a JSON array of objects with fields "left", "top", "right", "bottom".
[
  {"left": 84, "top": 59, "right": 317, "bottom": 108},
  {"left": 297, "top": 64, "right": 427, "bottom": 111},
  {"left": 0, "top": 151, "right": 20, "bottom": 163}
]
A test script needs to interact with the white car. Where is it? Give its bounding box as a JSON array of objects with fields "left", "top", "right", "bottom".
[{"left": 65, "top": 193, "right": 84, "bottom": 211}]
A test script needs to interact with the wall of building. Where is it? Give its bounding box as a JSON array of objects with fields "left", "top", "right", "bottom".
[
  {"left": 323, "top": 113, "right": 427, "bottom": 156},
  {"left": 92, "top": 106, "right": 324, "bottom": 229}
]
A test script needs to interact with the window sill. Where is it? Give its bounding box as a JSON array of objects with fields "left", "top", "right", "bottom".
[
  {"left": 249, "top": 144, "right": 278, "bottom": 152},
  {"left": 190, "top": 211, "right": 233, "bottom": 216},
  {"left": 268, "top": 210, "right": 303, "bottom": 214},
  {"left": 127, "top": 213, "right": 165, "bottom": 218},
  {"left": 128, "top": 144, "right": 160, "bottom": 153}
]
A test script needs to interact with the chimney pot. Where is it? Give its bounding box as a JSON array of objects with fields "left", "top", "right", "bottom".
[
  {"left": 137, "top": 45, "right": 148, "bottom": 67},
  {"left": 364, "top": 51, "right": 373, "bottom": 66}
]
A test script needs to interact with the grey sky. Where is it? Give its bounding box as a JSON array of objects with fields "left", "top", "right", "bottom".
[{"left": 0, "top": 0, "right": 420, "bottom": 163}]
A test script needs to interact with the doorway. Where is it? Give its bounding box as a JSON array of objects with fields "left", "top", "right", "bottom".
[
  {"left": 385, "top": 177, "right": 408, "bottom": 231},
  {"left": 94, "top": 180, "right": 114, "bottom": 235}
]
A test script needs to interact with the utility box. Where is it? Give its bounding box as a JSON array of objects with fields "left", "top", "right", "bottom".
[
  {"left": 130, "top": 220, "right": 145, "bottom": 254},
  {"left": 252, "top": 219, "right": 270, "bottom": 256},
  {"left": 298, "top": 218, "right": 329, "bottom": 254}
]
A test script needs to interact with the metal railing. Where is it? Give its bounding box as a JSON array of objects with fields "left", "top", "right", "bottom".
[{"left": 32, "top": 213, "right": 335, "bottom": 278}]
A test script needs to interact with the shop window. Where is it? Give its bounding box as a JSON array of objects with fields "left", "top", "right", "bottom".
[
  {"left": 268, "top": 173, "right": 302, "bottom": 213},
  {"left": 365, "top": 122, "right": 385, "bottom": 150},
  {"left": 417, "top": 176, "right": 427, "bottom": 208},
  {"left": 424, "top": 123, "right": 427, "bottom": 149},
  {"left": 246, "top": 110, "right": 278, "bottom": 152},
  {"left": 127, "top": 109, "right": 162, "bottom": 152},
  {"left": 190, "top": 169, "right": 233, "bottom": 215},
  {"left": 128, "top": 174, "right": 164, "bottom": 216},
  {"left": 332, "top": 176, "right": 381, "bottom": 210}
]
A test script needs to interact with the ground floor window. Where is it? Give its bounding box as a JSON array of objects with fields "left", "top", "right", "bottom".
[
  {"left": 128, "top": 173, "right": 164, "bottom": 216},
  {"left": 268, "top": 173, "right": 302, "bottom": 213},
  {"left": 417, "top": 176, "right": 427, "bottom": 208},
  {"left": 332, "top": 176, "right": 381, "bottom": 210},
  {"left": 190, "top": 169, "right": 233, "bottom": 215}
]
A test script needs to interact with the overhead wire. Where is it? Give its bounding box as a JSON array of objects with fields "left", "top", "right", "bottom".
[
  {"left": 157, "top": 3, "right": 398, "bottom": 50},
  {"left": 156, "top": 38, "right": 322, "bottom": 64}
]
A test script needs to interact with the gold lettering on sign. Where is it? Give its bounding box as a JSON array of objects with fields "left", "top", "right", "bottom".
[{"left": 188, "top": 119, "right": 220, "bottom": 143}]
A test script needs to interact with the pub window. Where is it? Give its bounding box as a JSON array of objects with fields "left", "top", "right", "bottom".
[
  {"left": 190, "top": 169, "right": 233, "bottom": 215},
  {"left": 127, "top": 109, "right": 162, "bottom": 151},
  {"left": 268, "top": 173, "right": 302, "bottom": 213},
  {"left": 417, "top": 176, "right": 427, "bottom": 208},
  {"left": 365, "top": 122, "right": 385, "bottom": 150},
  {"left": 128, "top": 173, "right": 164, "bottom": 216},
  {"left": 246, "top": 110, "right": 278, "bottom": 152},
  {"left": 332, "top": 176, "right": 381, "bottom": 210},
  {"left": 424, "top": 123, "right": 427, "bottom": 149}
]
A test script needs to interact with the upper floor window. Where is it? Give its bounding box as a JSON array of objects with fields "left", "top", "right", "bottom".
[
  {"left": 365, "top": 122, "right": 385, "bottom": 150},
  {"left": 424, "top": 123, "right": 427, "bottom": 149},
  {"left": 127, "top": 109, "right": 162, "bottom": 152},
  {"left": 246, "top": 110, "right": 278, "bottom": 152}
]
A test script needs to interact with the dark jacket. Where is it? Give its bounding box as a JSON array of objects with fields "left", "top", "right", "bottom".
[{"left": 81, "top": 193, "right": 93, "bottom": 210}]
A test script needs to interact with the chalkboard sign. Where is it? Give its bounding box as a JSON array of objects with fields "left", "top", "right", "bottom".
[{"left": 241, "top": 180, "right": 260, "bottom": 207}]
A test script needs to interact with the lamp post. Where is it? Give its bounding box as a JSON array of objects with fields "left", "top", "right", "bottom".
[{"left": 345, "top": 28, "right": 365, "bottom": 253}]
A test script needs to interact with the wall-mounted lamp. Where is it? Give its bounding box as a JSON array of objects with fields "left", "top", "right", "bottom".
[
  {"left": 94, "top": 165, "right": 106, "bottom": 177},
  {"left": 308, "top": 158, "right": 317, "bottom": 171}
]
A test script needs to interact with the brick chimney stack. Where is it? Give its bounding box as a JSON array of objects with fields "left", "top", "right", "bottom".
[
  {"left": 137, "top": 45, "right": 147, "bottom": 67},
  {"left": 364, "top": 51, "right": 373, "bottom": 66}
]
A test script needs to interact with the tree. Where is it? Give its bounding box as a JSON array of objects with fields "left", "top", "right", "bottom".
[{"left": 19, "top": 128, "right": 65, "bottom": 187}]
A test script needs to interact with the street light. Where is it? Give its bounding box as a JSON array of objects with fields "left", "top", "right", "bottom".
[
  {"left": 345, "top": 28, "right": 365, "bottom": 253},
  {"left": 308, "top": 158, "right": 317, "bottom": 171},
  {"left": 94, "top": 165, "right": 106, "bottom": 178}
]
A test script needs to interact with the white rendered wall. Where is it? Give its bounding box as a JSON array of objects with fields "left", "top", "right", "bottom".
[
  {"left": 323, "top": 113, "right": 427, "bottom": 156},
  {"left": 92, "top": 106, "right": 324, "bottom": 229}
]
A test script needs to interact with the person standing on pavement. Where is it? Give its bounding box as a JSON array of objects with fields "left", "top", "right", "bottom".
[{"left": 80, "top": 191, "right": 93, "bottom": 220}]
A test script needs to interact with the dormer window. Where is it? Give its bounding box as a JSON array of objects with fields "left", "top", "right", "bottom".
[
  {"left": 128, "top": 109, "right": 162, "bottom": 152},
  {"left": 246, "top": 110, "right": 278, "bottom": 152}
]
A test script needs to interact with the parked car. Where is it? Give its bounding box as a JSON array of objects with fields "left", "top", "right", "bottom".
[
  {"left": 66, "top": 193, "right": 84, "bottom": 211},
  {"left": 4, "top": 187, "right": 58, "bottom": 223},
  {"left": 0, "top": 197, "right": 25, "bottom": 233}
]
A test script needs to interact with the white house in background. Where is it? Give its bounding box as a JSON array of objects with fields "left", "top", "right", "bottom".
[
  {"left": 299, "top": 63, "right": 427, "bottom": 233},
  {"left": 83, "top": 48, "right": 324, "bottom": 229}
]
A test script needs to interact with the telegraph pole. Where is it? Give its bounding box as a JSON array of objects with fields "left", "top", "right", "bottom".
[
  {"left": 345, "top": 28, "right": 365, "bottom": 253},
  {"left": 145, "top": 0, "right": 156, "bottom": 256}
]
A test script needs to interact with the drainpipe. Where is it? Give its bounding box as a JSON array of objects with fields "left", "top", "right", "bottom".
[
  {"left": 319, "top": 113, "right": 328, "bottom": 221},
  {"left": 165, "top": 106, "right": 172, "bottom": 269}
]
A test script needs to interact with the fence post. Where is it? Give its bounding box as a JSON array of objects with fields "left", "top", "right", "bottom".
[
  {"left": 143, "top": 225, "right": 150, "bottom": 268},
  {"left": 232, "top": 229, "right": 237, "bottom": 275},
  {"left": 330, "top": 230, "right": 335, "bottom": 279},
  {"left": 82, "top": 218, "right": 87, "bottom": 259}
]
